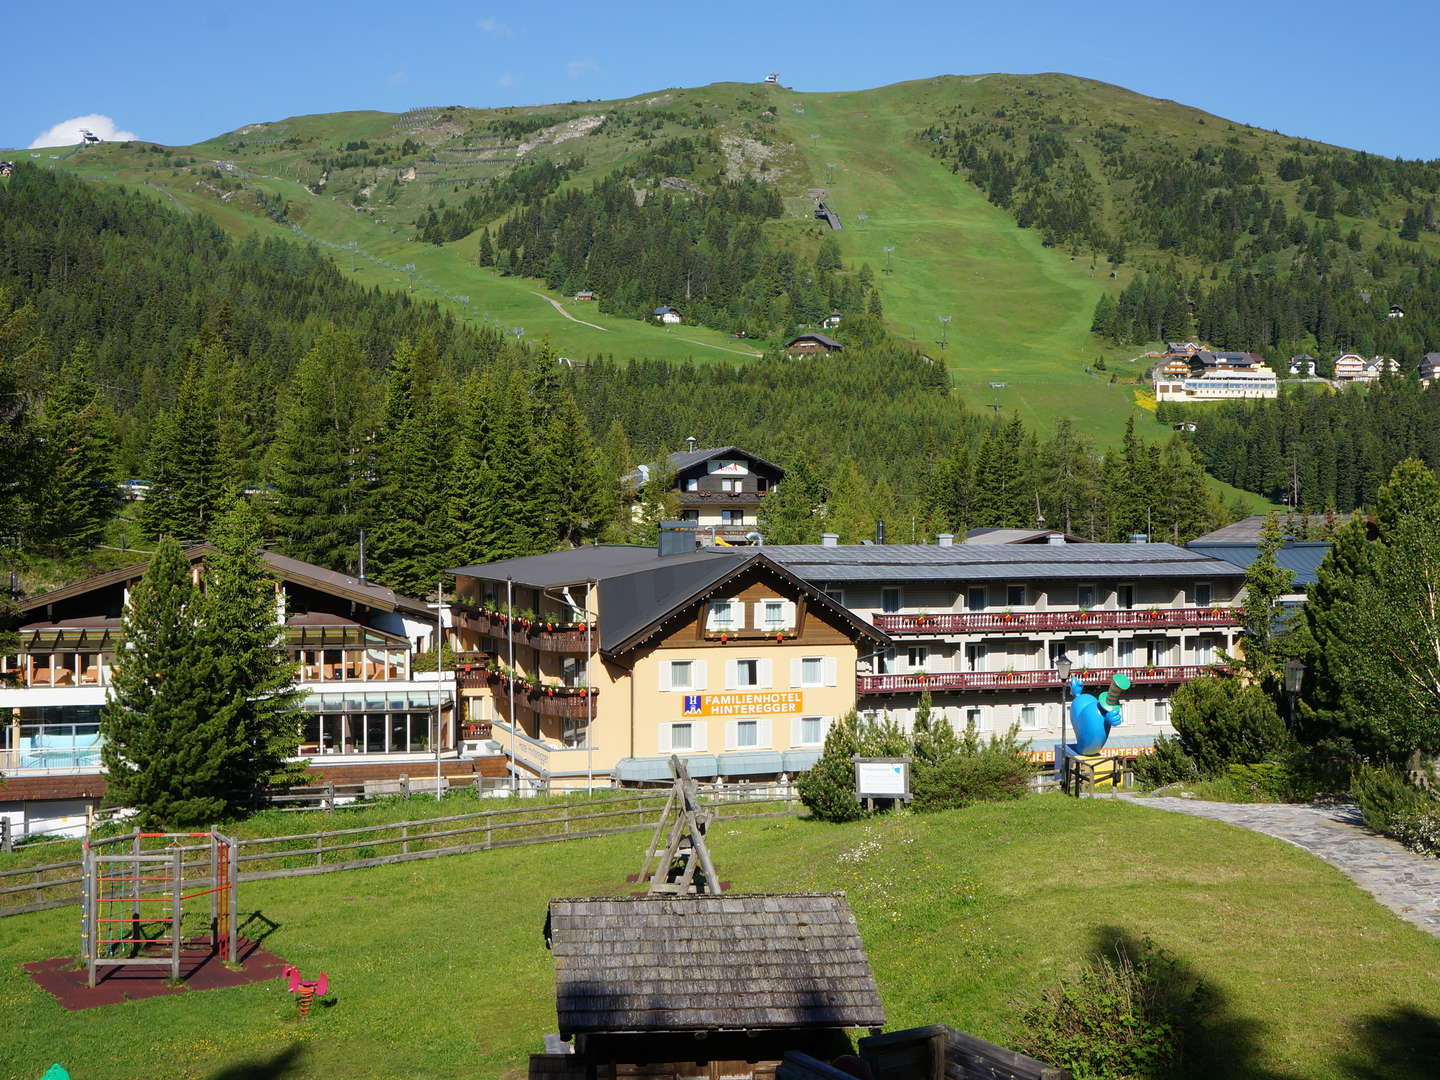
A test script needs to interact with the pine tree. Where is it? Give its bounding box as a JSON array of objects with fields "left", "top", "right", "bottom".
[
  {"left": 34, "top": 344, "right": 119, "bottom": 552},
  {"left": 100, "top": 537, "right": 231, "bottom": 826},
  {"left": 596, "top": 419, "right": 635, "bottom": 541},
  {"left": 1236, "top": 513, "right": 1295, "bottom": 687},
  {"left": 533, "top": 392, "right": 606, "bottom": 548},
  {"left": 757, "top": 452, "right": 826, "bottom": 544},
  {"left": 199, "top": 497, "right": 308, "bottom": 804},
  {"left": 138, "top": 348, "right": 224, "bottom": 542},
  {"left": 270, "top": 329, "right": 373, "bottom": 572},
  {"left": 796, "top": 710, "right": 865, "bottom": 822}
]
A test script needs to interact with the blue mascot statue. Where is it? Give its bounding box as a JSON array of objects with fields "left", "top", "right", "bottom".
[{"left": 1067, "top": 672, "right": 1130, "bottom": 757}]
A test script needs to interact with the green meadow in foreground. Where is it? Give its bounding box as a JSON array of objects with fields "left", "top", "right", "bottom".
[{"left": 3, "top": 795, "right": 1437, "bottom": 1079}]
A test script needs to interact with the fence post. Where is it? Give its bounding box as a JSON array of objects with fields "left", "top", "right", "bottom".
[
  {"left": 401, "top": 823, "right": 410, "bottom": 855},
  {"left": 562, "top": 804, "right": 569, "bottom": 834},
  {"left": 473, "top": 774, "right": 482, "bottom": 799},
  {"left": 324, "top": 779, "right": 335, "bottom": 812},
  {"left": 485, "top": 812, "right": 493, "bottom": 848},
  {"left": 170, "top": 848, "right": 183, "bottom": 983},
  {"left": 1, "top": 817, "right": 9, "bottom": 853},
  {"left": 314, "top": 834, "right": 324, "bottom": 868},
  {"left": 401, "top": 774, "right": 410, "bottom": 800}
]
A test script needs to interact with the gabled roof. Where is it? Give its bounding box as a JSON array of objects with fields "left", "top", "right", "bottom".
[
  {"left": 783, "top": 333, "right": 843, "bottom": 350},
  {"left": 18, "top": 544, "right": 430, "bottom": 618},
  {"left": 448, "top": 545, "right": 738, "bottom": 591},
  {"left": 624, "top": 446, "right": 787, "bottom": 487},
  {"left": 1185, "top": 541, "right": 1331, "bottom": 588},
  {"left": 545, "top": 894, "right": 884, "bottom": 1036},
  {"left": 653, "top": 305, "right": 679, "bottom": 315}
]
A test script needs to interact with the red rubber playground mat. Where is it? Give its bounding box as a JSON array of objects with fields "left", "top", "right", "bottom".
[{"left": 23, "top": 938, "right": 289, "bottom": 1010}]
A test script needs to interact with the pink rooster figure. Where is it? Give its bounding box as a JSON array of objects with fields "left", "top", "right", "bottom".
[{"left": 283, "top": 965, "right": 329, "bottom": 1019}]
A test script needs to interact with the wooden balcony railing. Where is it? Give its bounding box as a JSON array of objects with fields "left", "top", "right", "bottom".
[
  {"left": 872, "top": 607, "right": 1242, "bottom": 636},
  {"left": 857, "top": 665, "right": 1222, "bottom": 695},
  {"left": 454, "top": 608, "right": 592, "bottom": 653}
]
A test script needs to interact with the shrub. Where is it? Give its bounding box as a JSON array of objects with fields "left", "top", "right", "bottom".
[
  {"left": 797, "top": 711, "right": 866, "bottom": 823},
  {"left": 1354, "top": 763, "right": 1440, "bottom": 856},
  {"left": 1014, "top": 939, "right": 1205, "bottom": 1080},
  {"left": 1132, "top": 734, "right": 1199, "bottom": 789},
  {"left": 1170, "top": 677, "right": 1290, "bottom": 775},
  {"left": 912, "top": 724, "right": 1032, "bottom": 811}
]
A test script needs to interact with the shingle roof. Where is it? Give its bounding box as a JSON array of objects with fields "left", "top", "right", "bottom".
[
  {"left": 624, "top": 446, "right": 787, "bottom": 488},
  {"left": 1185, "top": 542, "right": 1330, "bottom": 588},
  {"left": 545, "top": 894, "right": 884, "bottom": 1036},
  {"left": 760, "top": 542, "right": 1244, "bottom": 583},
  {"left": 783, "top": 333, "right": 843, "bottom": 350}
]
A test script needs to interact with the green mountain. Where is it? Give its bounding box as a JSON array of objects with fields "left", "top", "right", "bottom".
[{"left": 12, "top": 73, "right": 1440, "bottom": 472}]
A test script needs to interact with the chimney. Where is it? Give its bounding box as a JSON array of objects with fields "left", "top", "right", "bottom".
[
  {"left": 1047, "top": 534, "right": 1066, "bottom": 545},
  {"left": 1129, "top": 533, "right": 1149, "bottom": 544},
  {"left": 358, "top": 529, "right": 367, "bottom": 581},
  {"left": 821, "top": 533, "right": 839, "bottom": 547},
  {"left": 875, "top": 519, "right": 886, "bottom": 544},
  {"left": 658, "top": 520, "right": 697, "bottom": 557},
  {"left": 936, "top": 533, "right": 954, "bottom": 547},
  {"left": 686, "top": 436, "right": 697, "bottom": 452}
]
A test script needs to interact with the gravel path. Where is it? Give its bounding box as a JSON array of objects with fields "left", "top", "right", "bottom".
[
  {"left": 1115, "top": 794, "right": 1440, "bottom": 937},
  {"left": 530, "top": 291, "right": 608, "bottom": 332}
]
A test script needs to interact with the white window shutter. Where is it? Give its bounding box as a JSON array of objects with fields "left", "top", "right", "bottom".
[
  {"left": 730, "top": 599, "right": 746, "bottom": 628},
  {"left": 724, "top": 660, "right": 738, "bottom": 690},
  {"left": 659, "top": 725, "right": 672, "bottom": 753},
  {"left": 782, "top": 600, "right": 797, "bottom": 629},
  {"left": 725, "top": 720, "right": 737, "bottom": 751},
  {"left": 790, "top": 716, "right": 802, "bottom": 745},
  {"left": 757, "top": 718, "right": 772, "bottom": 748},
  {"left": 659, "top": 662, "right": 672, "bottom": 691},
  {"left": 692, "top": 722, "right": 708, "bottom": 751},
  {"left": 790, "top": 657, "right": 803, "bottom": 686},
  {"left": 704, "top": 603, "right": 718, "bottom": 632},
  {"left": 693, "top": 660, "right": 708, "bottom": 691},
  {"left": 757, "top": 658, "right": 773, "bottom": 689},
  {"left": 823, "top": 657, "right": 837, "bottom": 686},
  {"left": 751, "top": 601, "right": 765, "bottom": 629}
]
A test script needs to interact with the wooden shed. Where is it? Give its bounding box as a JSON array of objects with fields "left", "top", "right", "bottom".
[{"left": 532, "top": 893, "right": 885, "bottom": 1079}]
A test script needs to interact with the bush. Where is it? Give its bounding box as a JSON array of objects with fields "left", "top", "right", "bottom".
[
  {"left": 1354, "top": 763, "right": 1440, "bottom": 857},
  {"left": 1171, "top": 677, "right": 1290, "bottom": 775},
  {"left": 797, "top": 711, "right": 866, "bottom": 823},
  {"left": 912, "top": 724, "right": 1032, "bottom": 811},
  {"left": 1133, "top": 734, "right": 1199, "bottom": 789},
  {"left": 1014, "top": 939, "right": 1204, "bottom": 1079}
]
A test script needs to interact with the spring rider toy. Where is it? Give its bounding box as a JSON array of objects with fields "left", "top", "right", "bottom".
[{"left": 1062, "top": 672, "right": 1130, "bottom": 789}]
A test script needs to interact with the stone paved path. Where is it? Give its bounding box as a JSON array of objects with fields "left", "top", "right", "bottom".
[{"left": 1114, "top": 795, "right": 1440, "bottom": 938}]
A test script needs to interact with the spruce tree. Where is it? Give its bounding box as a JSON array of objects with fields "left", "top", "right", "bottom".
[
  {"left": 34, "top": 344, "right": 119, "bottom": 552},
  {"left": 757, "top": 452, "right": 826, "bottom": 544},
  {"left": 534, "top": 392, "right": 606, "bottom": 548},
  {"left": 138, "top": 348, "right": 224, "bottom": 542},
  {"left": 100, "top": 537, "right": 231, "bottom": 826},
  {"left": 1237, "top": 513, "right": 1295, "bottom": 687},
  {"left": 199, "top": 498, "right": 308, "bottom": 803}
]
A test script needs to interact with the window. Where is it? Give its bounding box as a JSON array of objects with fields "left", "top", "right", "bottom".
[
  {"left": 756, "top": 477, "right": 769, "bottom": 493},
  {"left": 1020, "top": 706, "right": 1039, "bottom": 730},
  {"left": 661, "top": 721, "right": 707, "bottom": 752},
  {"left": 669, "top": 723, "right": 693, "bottom": 751},
  {"left": 965, "top": 707, "right": 985, "bottom": 733},
  {"left": 881, "top": 587, "right": 902, "bottom": 614},
  {"left": 685, "top": 477, "right": 699, "bottom": 491},
  {"left": 907, "top": 646, "right": 929, "bottom": 672},
  {"left": 721, "top": 478, "right": 741, "bottom": 493},
  {"left": 875, "top": 648, "right": 895, "bottom": 675},
  {"left": 1192, "top": 581, "right": 1213, "bottom": 607},
  {"left": 823, "top": 585, "right": 845, "bottom": 606},
  {"left": 727, "top": 657, "right": 771, "bottom": 689},
  {"left": 1117, "top": 584, "right": 1134, "bottom": 610},
  {"left": 706, "top": 599, "right": 744, "bottom": 632},
  {"left": 720, "top": 508, "right": 740, "bottom": 525},
  {"left": 668, "top": 661, "right": 692, "bottom": 690},
  {"left": 1155, "top": 700, "right": 1171, "bottom": 727},
  {"left": 761, "top": 600, "right": 785, "bottom": 630},
  {"left": 796, "top": 716, "right": 826, "bottom": 746},
  {"left": 967, "top": 586, "right": 987, "bottom": 611},
  {"left": 1193, "top": 638, "right": 1215, "bottom": 665},
  {"left": 965, "top": 643, "right": 987, "bottom": 672},
  {"left": 1006, "top": 584, "right": 1026, "bottom": 607},
  {"left": 792, "top": 656, "right": 833, "bottom": 688},
  {"left": 735, "top": 719, "right": 759, "bottom": 747},
  {"left": 1077, "top": 584, "right": 1096, "bottom": 609}
]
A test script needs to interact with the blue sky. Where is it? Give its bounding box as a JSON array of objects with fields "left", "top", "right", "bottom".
[{"left": 6, "top": 0, "right": 1438, "bottom": 158}]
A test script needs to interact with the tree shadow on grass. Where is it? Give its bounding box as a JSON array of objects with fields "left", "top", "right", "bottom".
[
  {"left": 1336, "top": 1003, "right": 1440, "bottom": 1080},
  {"left": 1087, "top": 925, "right": 1286, "bottom": 1080},
  {"left": 205, "top": 1043, "right": 305, "bottom": 1080}
]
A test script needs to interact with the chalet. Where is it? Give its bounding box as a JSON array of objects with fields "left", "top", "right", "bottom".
[
  {"left": 1289, "top": 354, "right": 1317, "bottom": 377},
  {"left": 628, "top": 444, "right": 786, "bottom": 543},
  {"left": 1155, "top": 350, "right": 1277, "bottom": 402},
  {"left": 1, "top": 548, "right": 474, "bottom": 839},
  {"left": 1164, "top": 342, "right": 1202, "bottom": 357},
  {"left": 1421, "top": 353, "right": 1440, "bottom": 387},
  {"left": 1388, "top": 304, "right": 1406, "bottom": 318},
  {"left": 531, "top": 893, "right": 884, "bottom": 1078},
  {"left": 653, "top": 306, "right": 682, "bottom": 324},
  {"left": 783, "top": 333, "right": 843, "bottom": 356},
  {"left": 760, "top": 537, "right": 1249, "bottom": 766},
  {"left": 573, "top": 290, "right": 596, "bottom": 302},
  {"left": 1333, "top": 354, "right": 1397, "bottom": 383},
  {"left": 822, "top": 310, "right": 842, "bottom": 330},
  {"left": 448, "top": 529, "right": 888, "bottom": 788}
]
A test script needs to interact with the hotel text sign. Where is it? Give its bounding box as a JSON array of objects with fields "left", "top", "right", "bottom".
[{"left": 682, "top": 692, "right": 803, "bottom": 717}]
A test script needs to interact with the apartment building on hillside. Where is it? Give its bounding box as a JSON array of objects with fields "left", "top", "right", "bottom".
[
  {"left": 627, "top": 444, "right": 785, "bottom": 545},
  {"left": 1154, "top": 350, "right": 1278, "bottom": 402},
  {"left": 761, "top": 535, "right": 1248, "bottom": 762}
]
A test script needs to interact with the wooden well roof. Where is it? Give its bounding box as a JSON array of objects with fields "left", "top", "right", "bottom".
[{"left": 545, "top": 894, "right": 884, "bottom": 1036}]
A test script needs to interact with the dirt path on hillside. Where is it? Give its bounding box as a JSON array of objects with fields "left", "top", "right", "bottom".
[{"left": 530, "top": 291, "right": 608, "bottom": 332}]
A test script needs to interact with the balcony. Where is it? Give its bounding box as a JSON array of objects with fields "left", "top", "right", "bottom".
[
  {"left": 872, "top": 607, "right": 1243, "bottom": 636},
  {"left": 857, "top": 665, "right": 1222, "bottom": 695},
  {"left": 455, "top": 607, "right": 592, "bottom": 653},
  {"left": 677, "top": 490, "right": 764, "bottom": 508}
]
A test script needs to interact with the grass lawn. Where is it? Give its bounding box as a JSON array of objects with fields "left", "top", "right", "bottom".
[{"left": 3, "top": 795, "right": 1437, "bottom": 1079}]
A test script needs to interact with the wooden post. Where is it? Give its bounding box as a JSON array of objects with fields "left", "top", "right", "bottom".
[
  {"left": 85, "top": 803, "right": 94, "bottom": 839},
  {"left": 485, "top": 812, "right": 493, "bottom": 847},
  {"left": 170, "top": 848, "right": 183, "bottom": 983},
  {"left": 472, "top": 773, "right": 482, "bottom": 799},
  {"left": 82, "top": 842, "right": 94, "bottom": 987},
  {"left": 209, "top": 832, "right": 219, "bottom": 950},
  {"left": 401, "top": 774, "right": 411, "bottom": 800},
  {"left": 401, "top": 823, "right": 410, "bottom": 855},
  {"left": 0, "top": 817, "right": 9, "bottom": 853},
  {"left": 226, "top": 836, "right": 238, "bottom": 965},
  {"left": 324, "top": 779, "right": 335, "bottom": 812},
  {"left": 314, "top": 835, "right": 324, "bottom": 868},
  {"left": 131, "top": 829, "right": 141, "bottom": 952},
  {"left": 562, "top": 804, "right": 569, "bottom": 834}
]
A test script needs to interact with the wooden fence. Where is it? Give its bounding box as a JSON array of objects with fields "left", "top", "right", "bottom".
[{"left": 0, "top": 787, "right": 799, "bottom": 918}]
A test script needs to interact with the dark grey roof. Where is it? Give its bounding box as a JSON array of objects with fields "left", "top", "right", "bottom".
[
  {"left": 784, "top": 333, "right": 843, "bottom": 350},
  {"left": 1185, "top": 542, "right": 1330, "bottom": 588},
  {"left": 761, "top": 542, "right": 1244, "bottom": 583},
  {"left": 545, "top": 894, "right": 884, "bottom": 1036},
  {"left": 598, "top": 554, "right": 749, "bottom": 652},
  {"left": 625, "top": 446, "right": 787, "bottom": 488},
  {"left": 962, "top": 528, "right": 1093, "bottom": 544}
]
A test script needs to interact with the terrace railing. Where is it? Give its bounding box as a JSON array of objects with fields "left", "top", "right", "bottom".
[
  {"left": 857, "top": 664, "right": 1222, "bottom": 695},
  {"left": 872, "top": 607, "right": 1242, "bottom": 636}
]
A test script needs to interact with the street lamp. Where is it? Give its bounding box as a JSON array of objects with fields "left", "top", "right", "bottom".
[
  {"left": 1283, "top": 660, "right": 1305, "bottom": 733},
  {"left": 1055, "top": 653, "right": 1073, "bottom": 792}
]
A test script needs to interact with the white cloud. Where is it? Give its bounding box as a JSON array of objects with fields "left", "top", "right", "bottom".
[
  {"left": 28, "top": 113, "right": 138, "bottom": 149},
  {"left": 567, "top": 58, "right": 598, "bottom": 80},
  {"left": 478, "top": 16, "right": 511, "bottom": 35},
  {"left": 388, "top": 71, "right": 409, "bottom": 85},
  {"left": 497, "top": 72, "right": 516, "bottom": 88}
]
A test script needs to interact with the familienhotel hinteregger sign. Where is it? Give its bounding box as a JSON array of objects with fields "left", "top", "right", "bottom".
[{"left": 682, "top": 692, "right": 803, "bottom": 717}]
